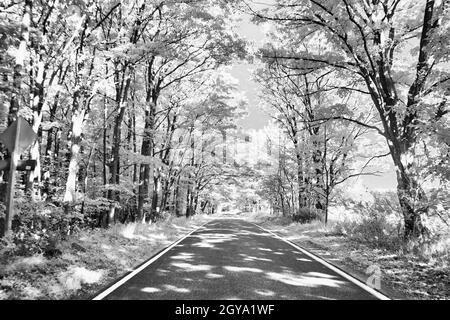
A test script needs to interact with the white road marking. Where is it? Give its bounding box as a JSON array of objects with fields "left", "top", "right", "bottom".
[
  {"left": 252, "top": 222, "right": 391, "bottom": 300},
  {"left": 92, "top": 221, "right": 210, "bottom": 300}
]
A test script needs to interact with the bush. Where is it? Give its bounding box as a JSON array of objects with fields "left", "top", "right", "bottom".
[
  {"left": 354, "top": 215, "right": 402, "bottom": 250},
  {"left": 330, "top": 191, "right": 450, "bottom": 258},
  {"left": 330, "top": 192, "right": 403, "bottom": 250},
  {"left": 292, "top": 207, "right": 322, "bottom": 224},
  {"left": 80, "top": 197, "right": 115, "bottom": 227},
  {"left": 0, "top": 200, "right": 85, "bottom": 256}
]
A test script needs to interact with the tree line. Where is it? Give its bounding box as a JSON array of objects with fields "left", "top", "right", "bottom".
[
  {"left": 0, "top": 0, "right": 247, "bottom": 239},
  {"left": 248, "top": 0, "right": 449, "bottom": 242}
]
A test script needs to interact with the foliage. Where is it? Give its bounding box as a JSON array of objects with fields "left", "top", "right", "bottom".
[
  {"left": 0, "top": 0, "right": 248, "bottom": 234},
  {"left": 249, "top": 0, "right": 450, "bottom": 241},
  {"left": 0, "top": 200, "right": 84, "bottom": 256},
  {"left": 292, "top": 208, "right": 322, "bottom": 224},
  {"left": 331, "top": 192, "right": 403, "bottom": 250}
]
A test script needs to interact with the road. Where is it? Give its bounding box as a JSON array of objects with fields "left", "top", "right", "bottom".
[{"left": 98, "top": 218, "right": 383, "bottom": 300}]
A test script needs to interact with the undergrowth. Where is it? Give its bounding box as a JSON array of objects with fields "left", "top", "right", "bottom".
[{"left": 243, "top": 190, "right": 450, "bottom": 262}]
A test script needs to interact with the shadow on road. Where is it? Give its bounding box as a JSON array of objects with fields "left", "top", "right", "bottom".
[{"left": 104, "top": 219, "right": 377, "bottom": 300}]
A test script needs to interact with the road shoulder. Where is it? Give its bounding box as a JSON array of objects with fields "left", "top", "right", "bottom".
[{"left": 249, "top": 218, "right": 438, "bottom": 300}]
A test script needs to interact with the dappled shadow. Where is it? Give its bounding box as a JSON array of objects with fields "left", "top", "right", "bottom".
[{"left": 104, "top": 219, "right": 377, "bottom": 300}]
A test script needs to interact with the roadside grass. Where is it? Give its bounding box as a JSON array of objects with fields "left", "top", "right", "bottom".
[
  {"left": 241, "top": 206, "right": 450, "bottom": 300},
  {"left": 0, "top": 214, "right": 212, "bottom": 300}
]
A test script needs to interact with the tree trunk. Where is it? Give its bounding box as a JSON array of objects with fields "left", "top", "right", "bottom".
[
  {"left": 186, "top": 185, "right": 193, "bottom": 218},
  {"left": 136, "top": 102, "right": 154, "bottom": 221},
  {"left": 110, "top": 102, "right": 126, "bottom": 187},
  {"left": 27, "top": 35, "right": 48, "bottom": 200},
  {"left": 137, "top": 61, "right": 160, "bottom": 222},
  {"left": 63, "top": 103, "right": 85, "bottom": 203},
  {"left": 107, "top": 65, "right": 132, "bottom": 225},
  {"left": 150, "top": 174, "right": 160, "bottom": 221},
  {"left": 294, "top": 141, "right": 307, "bottom": 209},
  {"left": 44, "top": 98, "right": 58, "bottom": 166},
  {"left": 102, "top": 96, "right": 108, "bottom": 192},
  {"left": 391, "top": 147, "right": 427, "bottom": 241},
  {"left": 176, "top": 177, "right": 187, "bottom": 217}
]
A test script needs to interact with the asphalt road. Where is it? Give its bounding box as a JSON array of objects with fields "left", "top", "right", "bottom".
[{"left": 100, "top": 218, "right": 380, "bottom": 300}]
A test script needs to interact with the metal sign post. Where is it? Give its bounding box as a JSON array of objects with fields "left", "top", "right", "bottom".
[
  {"left": 0, "top": 117, "right": 37, "bottom": 237},
  {"left": 3, "top": 117, "right": 21, "bottom": 237}
]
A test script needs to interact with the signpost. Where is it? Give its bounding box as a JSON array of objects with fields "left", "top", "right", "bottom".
[
  {"left": 0, "top": 159, "right": 37, "bottom": 171},
  {"left": 0, "top": 116, "right": 37, "bottom": 237}
]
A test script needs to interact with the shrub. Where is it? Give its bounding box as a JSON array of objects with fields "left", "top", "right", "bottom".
[
  {"left": 0, "top": 200, "right": 85, "bottom": 256},
  {"left": 330, "top": 191, "right": 403, "bottom": 250},
  {"left": 353, "top": 215, "right": 402, "bottom": 250},
  {"left": 292, "top": 207, "right": 322, "bottom": 224},
  {"left": 80, "top": 197, "right": 115, "bottom": 227}
]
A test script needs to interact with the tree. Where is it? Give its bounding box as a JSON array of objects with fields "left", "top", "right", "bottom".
[
  {"left": 0, "top": 0, "right": 248, "bottom": 237},
  {"left": 250, "top": 0, "right": 450, "bottom": 241},
  {"left": 255, "top": 58, "right": 378, "bottom": 221}
]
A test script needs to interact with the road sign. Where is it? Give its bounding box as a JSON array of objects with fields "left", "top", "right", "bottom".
[
  {"left": 0, "top": 117, "right": 37, "bottom": 154},
  {"left": 0, "top": 159, "right": 37, "bottom": 172}
]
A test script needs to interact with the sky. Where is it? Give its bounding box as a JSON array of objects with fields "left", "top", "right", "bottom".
[
  {"left": 229, "top": 13, "right": 271, "bottom": 130},
  {"left": 230, "top": 63, "right": 269, "bottom": 129}
]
